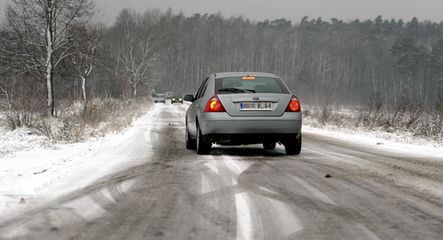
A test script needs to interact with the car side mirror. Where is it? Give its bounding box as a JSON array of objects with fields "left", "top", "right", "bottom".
[{"left": 184, "top": 94, "right": 195, "bottom": 102}]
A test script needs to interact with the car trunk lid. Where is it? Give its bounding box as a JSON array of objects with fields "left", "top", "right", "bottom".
[{"left": 217, "top": 93, "right": 291, "bottom": 117}]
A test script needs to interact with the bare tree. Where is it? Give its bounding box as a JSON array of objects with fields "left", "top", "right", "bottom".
[
  {"left": 0, "top": 30, "right": 13, "bottom": 109},
  {"left": 69, "top": 23, "right": 102, "bottom": 102},
  {"left": 6, "top": 0, "right": 93, "bottom": 116},
  {"left": 101, "top": 39, "right": 126, "bottom": 99},
  {"left": 116, "top": 9, "right": 169, "bottom": 98},
  {"left": 0, "top": 76, "right": 15, "bottom": 110}
]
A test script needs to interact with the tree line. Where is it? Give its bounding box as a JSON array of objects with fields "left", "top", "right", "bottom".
[
  {"left": 1, "top": 2, "right": 443, "bottom": 117},
  {"left": 157, "top": 14, "right": 443, "bottom": 110}
]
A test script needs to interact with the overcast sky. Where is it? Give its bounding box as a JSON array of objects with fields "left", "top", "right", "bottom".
[{"left": 1, "top": 0, "right": 443, "bottom": 24}]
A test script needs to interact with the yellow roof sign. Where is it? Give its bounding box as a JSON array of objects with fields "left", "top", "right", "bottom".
[{"left": 242, "top": 75, "right": 256, "bottom": 80}]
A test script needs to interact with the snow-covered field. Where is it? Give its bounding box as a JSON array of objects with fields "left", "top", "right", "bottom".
[{"left": 0, "top": 104, "right": 160, "bottom": 221}]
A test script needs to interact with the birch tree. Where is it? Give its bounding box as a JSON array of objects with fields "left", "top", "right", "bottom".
[
  {"left": 115, "top": 9, "right": 169, "bottom": 98},
  {"left": 0, "top": 76, "right": 15, "bottom": 110},
  {"left": 0, "top": 29, "right": 15, "bottom": 109},
  {"left": 6, "top": 0, "right": 93, "bottom": 116},
  {"left": 69, "top": 23, "right": 102, "bottom": 102}
]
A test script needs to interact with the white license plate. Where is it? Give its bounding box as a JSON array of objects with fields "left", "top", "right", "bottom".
[{"left": 240, "top": 102, "right": 272, "bottom": 111}]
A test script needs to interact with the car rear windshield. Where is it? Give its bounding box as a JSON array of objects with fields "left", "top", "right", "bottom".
[{"left": 215, "top": 77, "right": 289, "bottom": 94}]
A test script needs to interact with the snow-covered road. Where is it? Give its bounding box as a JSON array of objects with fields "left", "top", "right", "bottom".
[{"left": 0, "top": 103, "right": 443, "bottom": 240}]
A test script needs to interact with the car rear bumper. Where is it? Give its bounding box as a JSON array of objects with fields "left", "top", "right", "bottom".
[{"left": 199, "top": 112, "right": 302, "bottom": 135}]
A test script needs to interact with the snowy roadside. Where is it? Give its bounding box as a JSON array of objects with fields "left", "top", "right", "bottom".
[
  {"left": 303, "top": 123, "right": 443, "bottom": 159},
  {"left": 2, "top": 101, "right": 441, "bottom": 224},
  {"left": 302, "top": 104, "right": 443, "bottom": 158},
  {"left": 0, "top": 128, "right": 51, "bottom": 157},
  {"left": 0, "top": 104, "right": 160, "bottom": 222}
]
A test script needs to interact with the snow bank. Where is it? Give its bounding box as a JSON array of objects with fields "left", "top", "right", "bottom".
[
  {"left": 303, "top": 125, "right": 443, "bottom": 159},
  {"left": 0, "top": 128, "right": 50, "bottom": 157},
  {"left": 0, "top": 104, "right": 160, "bottom": 222}
]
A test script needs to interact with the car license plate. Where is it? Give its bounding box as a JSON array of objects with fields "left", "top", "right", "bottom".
[{"left": 240, "top": 102, "right": 272, "bottom": 111}]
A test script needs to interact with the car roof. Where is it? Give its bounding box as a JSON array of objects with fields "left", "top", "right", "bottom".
[{"left": 214, "top": 72, "right": 278, "bottom": 79}]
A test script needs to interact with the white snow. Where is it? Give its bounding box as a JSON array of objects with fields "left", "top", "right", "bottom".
[
  {"left": 303, "top": 125, "right": 443, "bottom": 159},
  {"left": 0, "top": 128, "right": 50, "bottom": 157},
  {"left": 0, "top": 104, "right": 160, "bottom": 222},
  {"left": 1, "top": 102, "right": 442, "bottom": 224},
  {"left": 235, "top": 192, "right": 253, "bottom": 240}
]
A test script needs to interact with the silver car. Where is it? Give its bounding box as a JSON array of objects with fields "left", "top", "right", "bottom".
[
  {"left": 184, "top": 72, "right": 302, "bottom": 155},
  {"left": 153, "top": 93, "right": 166, "bottom": 103}
]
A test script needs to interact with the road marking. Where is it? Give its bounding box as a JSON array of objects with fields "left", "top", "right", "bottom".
[
  {"left": 204, "top": 161, "right": 220, "bottom": 175},
  {"left": 220, "top": 156, "right": 254, "bottom": 188},
  {"left": 223, "top": 157, "right": 252, "bottom": 176},
  {"left": 289, "top": 174, "right": 338, "bottom": 206},
  {"left": 235, "top": 192, "right": 253, "bottom": 240},
  {"left": 231, "top": 176, "right": 239, "bottom": 185},
  {"left": 223, "top": 159, "right": 246, "bottom": 175},
  {"left": 266, "top": 197, "right": 303, "bottom": 237},
  {"left": 258, "top": 186, "right": 278, "bottom": 195},
  {"left": 200, "top": 173, "right": 212, "bottom": 194}
]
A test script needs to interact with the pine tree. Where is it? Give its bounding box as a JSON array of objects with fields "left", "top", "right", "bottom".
[
  {"left": 432, "top": 39, "right": 443, "bottom": 112},
  {"left": 391, "top": 36, "right": 423, "bottom": 75}
]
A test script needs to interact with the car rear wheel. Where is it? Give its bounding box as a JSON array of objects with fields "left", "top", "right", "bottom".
[
  {"left": 185, "top": 122, "right": 196, "bottom": 150},
  {"left": 196, "top": 124, "right": 211, "bottom": 155},
  {"left": 263, "top": 141, "right": 276, "bottom": 150},
  {"left": 284, "top": 134, "right": 302, "bottom": 155}
]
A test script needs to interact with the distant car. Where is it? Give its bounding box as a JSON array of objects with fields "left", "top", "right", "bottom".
[
  {"left": 153, "top": 93, "right": 166, "bottom": 103},
  {"left": 171, "top": 96, "right": 183, "bottom": 104},
  {"left": 184, "top": 72, "right": 302, "bottom": 155}
]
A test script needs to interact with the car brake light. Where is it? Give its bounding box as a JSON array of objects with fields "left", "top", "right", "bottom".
[
  {"left": 205, "top": 96, "right": 226, "bottom": 112},
  {"left": 285, "top": 95, "right": 301, "bottom": 112}
]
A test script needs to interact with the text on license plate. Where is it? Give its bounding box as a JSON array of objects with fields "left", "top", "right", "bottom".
[{"left": 240, "top": 102, "right": 272, "bottom": 111}]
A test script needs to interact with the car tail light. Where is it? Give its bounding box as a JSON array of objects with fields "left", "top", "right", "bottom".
[
  {"left": 205, "top": 96, "right": 226, "bottom": 112},
  {"left": 285, "top": 95, "right": 301, "bottom": 112}
]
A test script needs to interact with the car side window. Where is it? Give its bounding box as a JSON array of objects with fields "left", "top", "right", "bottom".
[
  {"left": 196, "top": 77, "right": 209, "bottom": 99},
  {"left": 200, "top": 79, "right": 209, "bottom": 98}
]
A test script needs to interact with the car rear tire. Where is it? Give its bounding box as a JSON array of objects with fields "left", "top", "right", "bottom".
[
  {"left": 284, "top": 134, "right": 302, "bottom": 155},
  {"left": 196, "top": 124, "right": 211, "bottom": 155},
  {"left": 263, "top": 141, "right": 276, "bottom": 150},
  {"left": 185, "top": 122, "right": 196, "bottom": 150}
]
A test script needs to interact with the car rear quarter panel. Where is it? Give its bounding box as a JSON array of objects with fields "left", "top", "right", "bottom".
[{"left": 187, "top": 77, "right": 216, "bottom": 137}]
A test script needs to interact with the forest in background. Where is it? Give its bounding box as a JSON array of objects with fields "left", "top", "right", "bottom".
[
  {"left": 156, "top": 13, "right": 443, "bottom": 110},
  {"left": 1, "top": 1, "right": 443, "bottom": 118}
]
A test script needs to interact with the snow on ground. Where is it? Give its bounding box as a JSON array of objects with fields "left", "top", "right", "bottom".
[
  {"left": 0, "top": 104, "right": 160, "bottom": 222},
  {"left": 0, "top": 128, "right": 50, "bottom": 157},
  {"left": 1, "top": 101, "right": 442, "bottom": 223},
  {"left": 302, "top": 105, "right": 443, "bottom": 158},
  {"left": 303, "top": 124, "right": 443, "bottom": 159}
]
